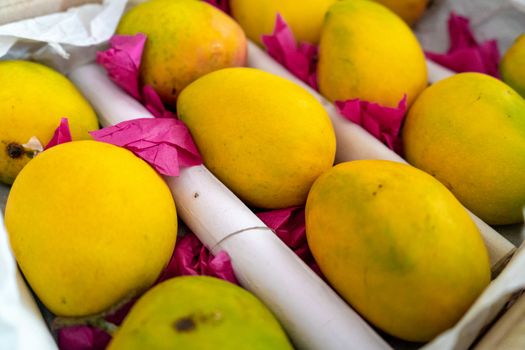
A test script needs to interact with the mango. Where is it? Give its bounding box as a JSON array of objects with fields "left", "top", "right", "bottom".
[
  {"left": 109, "top": 276, "right": 292, "bottom": 349},
  {"left": 373, "top": 0, "right": 429, "bottom": 26},
  {"left": 501, "top": 34, "right": 525, "bottom": 98},
  {"left": 5, "top": 141, "right": 177, "bottom": 316},
  {"left": 317, "top": 0, "right": 427, "bottom": 107},
  {"left": 117, "top": 0, "right": 246, "bottom": 107},
  {"left": 230, "top": 0, "right": 338, "bottom": 45},
  {"left": 403, "top": 73, "right": 525, "bottom": 225},
  {"left": 177, "top": 67, "right": 336, "bottom": 209},
  {"left": 0, "top": 60, "right": 98, "bottom": 185},
  {"left": 306, "top": 160, "right": 490, "bottom": 342}
]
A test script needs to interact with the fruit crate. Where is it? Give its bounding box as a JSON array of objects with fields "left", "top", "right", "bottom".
[{"left": 0, "top": 0, "right": 524, "bottom": 349}]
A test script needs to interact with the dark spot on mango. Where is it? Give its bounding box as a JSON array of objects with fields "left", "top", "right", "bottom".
[
  {"left": 171, "top": 88, "right": 177, "bottom": 95},
  {"left": 174, "top": 316, "right": 196, "bottom": 332},
  {"left": 7, "top": 143, "right": 24, "bottom": 159},
  {"left": 193, "top": 192, "right": 199, "bottom": 198},
  {"left": 61, "top": 297, "right": 67, "bottom": 304}
]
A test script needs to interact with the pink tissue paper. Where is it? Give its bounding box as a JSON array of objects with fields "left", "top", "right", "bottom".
[
  {"left": 58, "top": 232, "right": 237, "bottom": 350},
  {"left": 90, "top": 118, "right": 202, "bottom": 177},
  {"left": 97, "top": 34, "right": 176, "bottom": 119},
  {"left": 426, "top": 12, "right": 501, "bottom": 78},
  {"left": 256, "top": 207, "right": 323, "bottom": 278},
  {"left": 335, "top": 95, "right": 407, "bottom": 155},
  {"left": 203, "top": 0, "right": 230, "bottom": 13},
  {"left": 262, "top": 14, "right": 318, "bottom": 89},
  {"left": 45, "top": 118, "right": 72, "bottom": 150}
]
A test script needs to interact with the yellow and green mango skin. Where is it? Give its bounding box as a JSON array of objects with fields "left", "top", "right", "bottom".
[
  {"left": 177, "top": 68, "right": 336, "bottom": 209},
  {"left": 230, "top": 0, "right": 338, "bottom": 45},
  {"left": 317, "top": 0, "right": 428, "bottom": 108},
  {"left": 306, "top": 160, "right": 490, "bottom": 342},
  {"left": 501, "top": 34, "right": 525, "bottom": 98},
  {"left": 403, "top": 73, "right": 525, "bottom": 225},
  {"left": 373, "top": 0, "right": 429, "bottom": 26},
  {"left": 108, "top": 276, "right": 293, "bottom": 350},
  {"left": 117, "top": 0, "right": 246, "bottom": 107}
]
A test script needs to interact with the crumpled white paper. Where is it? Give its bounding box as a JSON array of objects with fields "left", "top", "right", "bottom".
[
  {"left": 0, "top": 215, "right": 57, "bottom": 350},
  {"left": 0, "top": 0, "right": 126, "bottom": 73},
  {"left": 416, "top": 0, "right": 525, "bottom": 53}
]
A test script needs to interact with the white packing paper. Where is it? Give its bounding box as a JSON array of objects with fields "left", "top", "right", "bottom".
[
  {"left": 0, "top": 215, "right": 57, "bottom": 350},
  {"left": 0, "top": 0, "right": 127, "bottom": 73}
]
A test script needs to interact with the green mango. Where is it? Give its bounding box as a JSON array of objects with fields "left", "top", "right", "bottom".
[
  {"left": 403, "top": 73, "right": 525, "bottom": 225},
  {"left": 108, "top": 276, "right": 293, "bottom": 350}
]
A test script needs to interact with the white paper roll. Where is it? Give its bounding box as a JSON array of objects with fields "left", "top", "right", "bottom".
[
  {"left": 0, "top": 216, "right": 57, "bottom": 350},
  {"left": 70, "top": 64, "right": 392, "bottom": 350},
  {"left": 245, "top": 41, "right": 515, "bottom": 270}
]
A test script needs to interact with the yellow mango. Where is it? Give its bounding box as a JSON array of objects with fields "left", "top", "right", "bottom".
[
  {"left": 373, "top": 0, "right": 429, "bottom": 26},
  {"left": 117, "top": 0, "right": 246, "bottom": 107},
  {"left": 0, "top": 61, "right": 98, "bottom": 185},
  {"left": 177, "top": 68, "right": 336, "bottom": 209},
  {"left": 403, "top": 73, "right": 525, "bottom": 225},
  {"left": 306, "top": 160, "right": 490, "bottom": 342},
  {"left": 501, "top": 34, "right": 525, "bottom": 98},
  {"left": 318, "top": 0, "right": 427, "bottom": 107},
  {"left": 5, "top": 141, "right": 177, "bottom": 317},
  {"left": 109, "top": 276, "right": 292, "bottom": 349},
  {"left": 230, "top": 0, "right": 338, "bottom": 45}
]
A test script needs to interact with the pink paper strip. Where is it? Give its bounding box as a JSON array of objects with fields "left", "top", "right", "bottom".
[
  {"left": 262, "top": 14, "right": 318, "bottom": 89},
  {"left": 335, "top": 95, "right": 407, "bottom": 155},
  {"left": 426, "top": 13, "right": 501, "bottom": 78},
  {"left": 159, "top": 233, "right": 238, "bottom": 285},
  {"left": 58, "top": 232, "right": 237, "bottom": 350},
  {"left": 256, "top": 207, "right": 324, "bottom": 277},
  {"left": 45, "top": 118, "right": 73, "bottom": 150},
  {"left": 90, "top": 118, "right": 202, "bottom": 177},
  {"left": 203, "top": 0, "right": 230, "bottom": 13},
  {"left": 97, "top": 34, "right": 176, "bottom": 119}
]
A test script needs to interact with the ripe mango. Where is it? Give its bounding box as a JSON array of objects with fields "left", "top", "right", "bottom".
[
  {"left": 230, "top": 0, "right": 338, "bottom": 45},
  {"left": 306, "top": 160, "right": 490, "bottom": 342},
  {"left": 177, "top": 68, "right": 336, "bottom": 209},
  {"left": 0, "top": 61, "right": 98, "bottom": 185},
  {"left": 403, "top": 73, "right": 525, "bottom": 225},
  {"left": 501, "top": 34, "right": 525, "bottom": 98},
  {"left": 5, "top": 141, "right": 177, "bottom": 317},
  {"left": 373, "top": 0, "right": 429, "bottom": 26},
  {"left": 109, "top": 276, "right": 292, "bottom": 349},
  {"left": 317, "top": 0, "right": 427, "bottom": 107},
  {"left": 117, "top": 0, "right": 246, "bottom": 107}
]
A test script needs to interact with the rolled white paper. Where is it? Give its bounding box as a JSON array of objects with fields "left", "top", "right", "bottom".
[
  {"left": 245, "top": 40, "right": 515, "bottom": 270},
  {"left": 0, "top": 215, "right": 57, "bottom": 350},
  {"left": 70, "top": 64, "right": 392, "bottom": 350},
  {"left": 426, "top": 59, "right": 455, "bottom": 83}
]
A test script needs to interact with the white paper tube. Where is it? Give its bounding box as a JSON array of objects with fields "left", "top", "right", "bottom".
[
  {"left": 70, "top": 64, "right": 392, "bottom": 350},
  {"left": 245, "top": 40, "right": 515, "bottom": 271},
  {"left": 0, "top": 216, "right": 57, "bottom": 350},
  {"left": 426, "top": 60, "right": 455, "bottom": 83}
]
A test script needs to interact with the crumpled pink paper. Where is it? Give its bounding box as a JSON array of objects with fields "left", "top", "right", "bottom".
[
  {"left": 57, "top": 232, "right": 237, "bottom": 350},
  {"left": 90, "top": 118, "right": 202, "bottom": 177},
  {"left": 97, "top": 34, "right": 176, "bottom": 119},
  {"left": 262, "top": 14, "right": 318, "bottom": 89},
  {"left": 203, "top": 0, "right": 230, "bottom": 13},
  {"left": 426, "top": 13, "right": 501, "bottom": 78},
  {"left": 256, "top": 207, "right": 323, "bottom": 277},
  {"left": 335, "top": 95, "right": 407, "bottom": 155},
  {"left": 158, "top": 233, "right": 238, "bottom": 285},
  {"left": 45, "top": 118, "right": 72, "bottom": 149}
]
